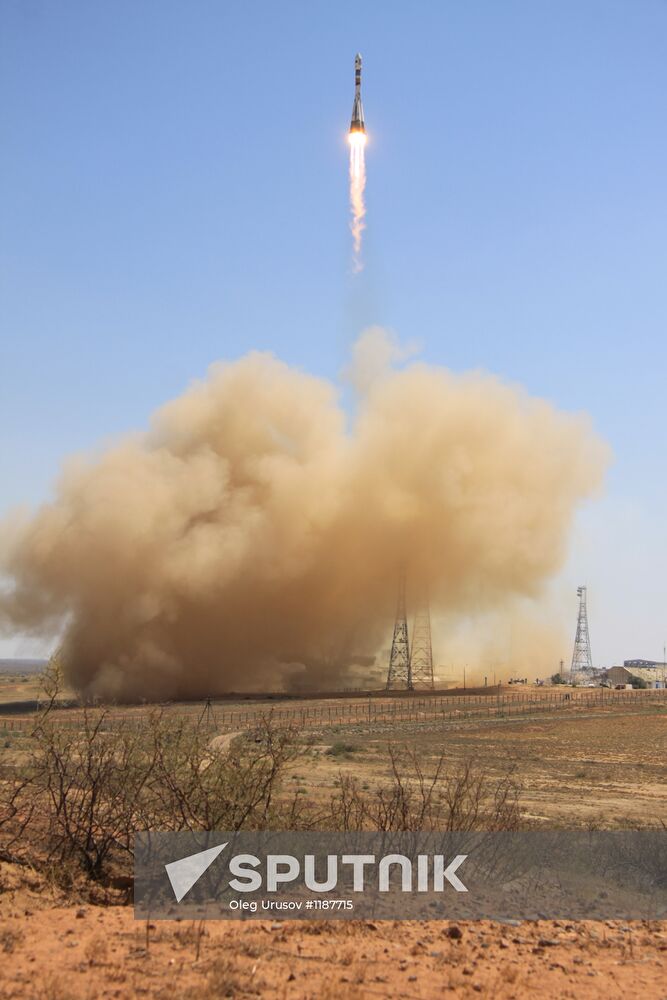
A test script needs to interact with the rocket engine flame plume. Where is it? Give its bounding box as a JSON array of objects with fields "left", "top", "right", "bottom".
[
  {"left": 348, "top": 131, "right": 367, "bottom": 272},
  {"left": 0, "top": 330, "right": 608, "bottom": 701},
  {"left": 348, "top": 53, "right": 367, "bottom": 272}
]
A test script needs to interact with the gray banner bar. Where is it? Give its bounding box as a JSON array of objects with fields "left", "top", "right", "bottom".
[{"left": 134, "top": 830, "right": 667, "bottom": 921}]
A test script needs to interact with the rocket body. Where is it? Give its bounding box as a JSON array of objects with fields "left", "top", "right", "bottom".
[{"left": 349, "top": 53, "right": 365, "bottom": 134}]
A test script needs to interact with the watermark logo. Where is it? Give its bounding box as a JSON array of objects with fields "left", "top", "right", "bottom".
[
  {"left": 135, "top": 831, "right": 667, "bottom": 921},
  {"left": 164, "top": 842, "right": 467, "bottom": 903},
  {"left": 165, "top": 842, "right": 228, "bottom": 902}
]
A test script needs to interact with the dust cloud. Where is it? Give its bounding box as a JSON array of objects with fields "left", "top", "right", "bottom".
[{"left": 0, "top": 331, "right": 608, "bottom": 700}]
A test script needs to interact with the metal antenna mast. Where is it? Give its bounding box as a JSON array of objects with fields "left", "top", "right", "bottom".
[
  {"left": 385, "top": 566, "right": 412, "bottom": 690},
  {"left": 571, "top": 585, "right": 593, "bottom": 676},
  {"left": 409, "top": 604, "right": 435, "bottom": 689}
]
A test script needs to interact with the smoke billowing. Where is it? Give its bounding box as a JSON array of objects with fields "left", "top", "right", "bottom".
[{"left": 0, "top": 331, "right": 608, "bottom": 700}]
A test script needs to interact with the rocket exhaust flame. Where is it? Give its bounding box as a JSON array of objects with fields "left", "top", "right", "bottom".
[
  {"left": 348, "top": 53, "right": 367, "bottom": 272},
  {"left": 349, "top": 131, "right": 367, "bottom": 272}
]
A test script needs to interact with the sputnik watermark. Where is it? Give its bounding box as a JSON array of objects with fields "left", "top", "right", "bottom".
[
  {"left": 134, "top": 831, "right": 667, "bottom": 920},
  {"left": 165, "top": 841, "right": 468, "bottom": 902}
]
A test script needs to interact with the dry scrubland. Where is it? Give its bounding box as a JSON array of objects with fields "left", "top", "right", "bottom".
[{"left": 0, "top": 674, "right": 665, "bottom": 998}]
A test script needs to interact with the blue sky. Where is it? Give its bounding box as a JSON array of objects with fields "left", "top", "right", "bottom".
[{"left": 1, "top": 1, "right": 666, "bottom": 664}]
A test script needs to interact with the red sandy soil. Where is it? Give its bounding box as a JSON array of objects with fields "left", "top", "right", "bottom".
[{"left": 0, "top": 900, "right": 664, "bottom": 999}]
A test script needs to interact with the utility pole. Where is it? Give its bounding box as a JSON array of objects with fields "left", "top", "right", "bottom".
[
  {"left": 409, "top": 603, "right": 435, "bottom": 689},
  {"left": 571, "top": 585, "right": 593, "bottom": 678},
  {"left": 385, "top": 566, "right": 412, "bottom": 690}
]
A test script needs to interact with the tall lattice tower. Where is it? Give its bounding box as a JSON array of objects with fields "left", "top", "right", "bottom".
[
  {"left": 409, "top": 605, "right": 435, "bottom": 689},
  {"left": 385, "top": 567, "right": 412, "bottom": 690},
  {"left": 571, "top": 585, "right": 593, "bottom": 676}
]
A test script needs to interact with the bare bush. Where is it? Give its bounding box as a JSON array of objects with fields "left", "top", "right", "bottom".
[
  {"left": 19, "top": 708, "right": 158, "bottom": 878},
  {"left": 0, "top": 698, "right": 307, "bottom": 882},
  {"left": 136, "top": 714, "right": 303, "bottom": 833},
  {"left": 329, "top": 746, "right": 523, "bottom": 832},
  {"left": 0, "top": 670, "right": 524, "bottom": 888}
]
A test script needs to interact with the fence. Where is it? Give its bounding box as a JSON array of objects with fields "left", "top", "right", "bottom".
[{"left": 1, "top": 687, "right": 665, "bottom": 736}]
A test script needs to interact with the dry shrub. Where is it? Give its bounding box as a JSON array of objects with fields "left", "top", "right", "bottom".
[
  {"left": 1, "top": 722, "right": 524, "bottom": 886},
  {"left": 0, "top": 925, "right": 24, "bottom": 953},
  {"left": 0, "top": 664, "right": 525, "bottom": 889},
  {"left": 0, "top": 667, "right": 306, "bottom": 882},
  {"left": 83, "top": 932, "right": 109, "bottom": 966},
  {"left": 25, "top": 708, "right": 156, "bottom": 879},
  {"left": 329, "top": 746, "right": 523, "bottom": 832},
  {"left": 136, "top": 712, "right": 302, "bottom": 834},
  {"left": 338, "top": 944, "right": 356, "bottom": 966},
  {"left": 203, "top": 956, "right": 246, "bottom": 998}
]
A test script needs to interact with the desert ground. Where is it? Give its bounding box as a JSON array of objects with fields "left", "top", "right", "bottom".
[
  {"left": 0, "top": 677, "right": 665, "bottom": 998},
  {"left": 0, "top": 895, "right": 665, "bottom": 1000},
  {"left": 284, "top": 708, "right": 667, "bottom": 828}
]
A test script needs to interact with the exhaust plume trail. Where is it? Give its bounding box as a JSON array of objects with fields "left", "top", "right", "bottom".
[
  {"left": 348, "top": 52, "right": 367, "bottom": 273},
  {"left": 0, "top": 330, "right": 608, "bottom": 701},
  {"left": 348, "top": 132, "right": 367, "bottom": 272}
]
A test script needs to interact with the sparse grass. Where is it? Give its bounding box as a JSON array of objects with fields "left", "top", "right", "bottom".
[
  {"left": 326, "top": 742, "right": 359, "bottom": 757},
  {"left": 83, "top": 933, "right": 109, "bottom": 966},
  {"left": 0, "top": 925, "right": 24, "bottom": 952},
  {"left": 316, "top": 980, "right": 366, "bottom": 1000},
  {"left": 35, "top": 974, "right": 71, "bottom": 1000},
  {"left": 339, "top": 944, "right": 356, "bottom": 966},
  {"left": 203, "top": 956, "right": 246, "bottom": 998},
  {"left": 237, "top": 938, "right": 263, "bottom": 959}
]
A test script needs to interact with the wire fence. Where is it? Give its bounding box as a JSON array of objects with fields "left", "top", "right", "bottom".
[{"left": 1, "top": 687, "right": 665, "bottom": 736}]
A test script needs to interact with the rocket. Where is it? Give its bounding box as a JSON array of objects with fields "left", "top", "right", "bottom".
[{"left": 349, "top": 53, "right": 365, "bottom": 135}]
